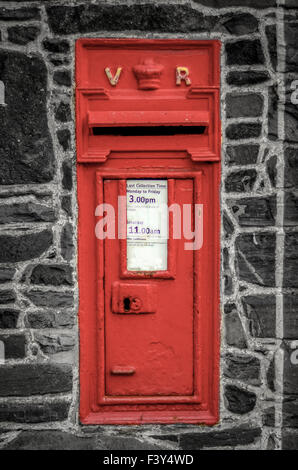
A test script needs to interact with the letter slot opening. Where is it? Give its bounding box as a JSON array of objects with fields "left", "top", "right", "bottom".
[{"left": 92, "top": 126, "right": 207, "bottom": 137}]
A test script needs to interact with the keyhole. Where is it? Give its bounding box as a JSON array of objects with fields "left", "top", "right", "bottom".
[{"left": 123, "top": 297, "right": 131, "bottom": 311}]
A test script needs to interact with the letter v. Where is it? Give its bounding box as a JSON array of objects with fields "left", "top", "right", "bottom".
[{"left": 105, "top": 67, "right": 122, "bottom": 86}]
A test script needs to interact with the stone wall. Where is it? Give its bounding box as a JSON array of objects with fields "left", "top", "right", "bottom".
[{"left": 0, "top": 0, "right": 296, "bottom": 450}]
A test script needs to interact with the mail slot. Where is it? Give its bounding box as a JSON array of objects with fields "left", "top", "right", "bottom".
[{"left": 76, "top": 39, "right": 220, "bottom": 425}]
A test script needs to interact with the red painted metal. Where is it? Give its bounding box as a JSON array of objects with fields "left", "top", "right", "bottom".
[{"left": 76, "top": 39, "right": 221, "bottom": 425}]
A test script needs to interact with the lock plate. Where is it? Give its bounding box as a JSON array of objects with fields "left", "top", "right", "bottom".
[{"left": 112, "top": 282, "right": 157, "bottom": 314}]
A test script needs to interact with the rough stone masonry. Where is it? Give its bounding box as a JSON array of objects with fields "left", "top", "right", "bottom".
[{"left": 0, "top": 0, "right": 297, "bottom": 451}]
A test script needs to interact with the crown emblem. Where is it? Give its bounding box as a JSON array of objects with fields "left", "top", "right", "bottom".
[{"left": 133, "top": 58, "right": 164, "bottom": 90}]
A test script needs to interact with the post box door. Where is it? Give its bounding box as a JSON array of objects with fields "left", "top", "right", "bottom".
[{"left": 104, "top": 178, "right": 195, "bottom": 399}]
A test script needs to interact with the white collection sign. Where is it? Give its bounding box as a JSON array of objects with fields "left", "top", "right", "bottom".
[{"left": 126, "top": 180, "right": 168, "bottom": 271}]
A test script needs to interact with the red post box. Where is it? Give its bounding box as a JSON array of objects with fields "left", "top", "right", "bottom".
[{"left": 76, "top": 39, "right": 220, "bottom": 424}]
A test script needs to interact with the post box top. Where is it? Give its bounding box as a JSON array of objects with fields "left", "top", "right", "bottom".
[
  {"left": 76, "top": 38, "right": 220, "bottom": 91},
  {"left": 75, "top": 39, "right": 221, "bottom": 163}
]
